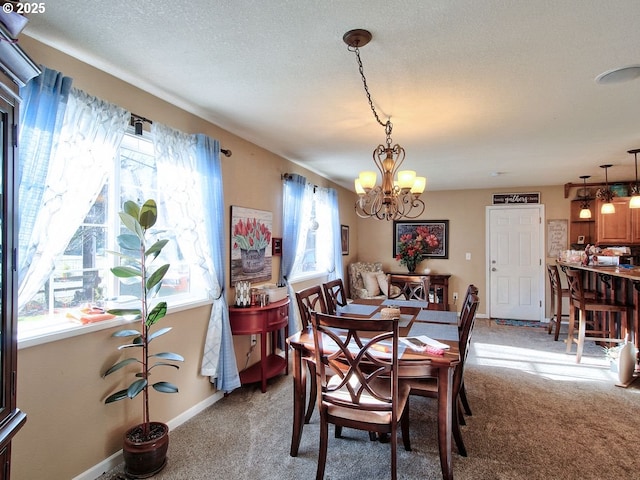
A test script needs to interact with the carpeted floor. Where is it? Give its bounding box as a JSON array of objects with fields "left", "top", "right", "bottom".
[{"left": 97, "top": 319, "right": 640, "bottom": 480}]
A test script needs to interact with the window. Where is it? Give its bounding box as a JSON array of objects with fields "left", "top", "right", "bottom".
[
  {"left": 18, "top": 130, "right": 207, "bottom": 341},
  {"left": 289, "top": 186, "right": 336, "bottom": 280}
]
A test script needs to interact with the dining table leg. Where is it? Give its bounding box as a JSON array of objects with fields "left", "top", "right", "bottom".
[
  {"left": 290, "top": 345, "right": 306, "bottom": 457},
  {"left": 437, "top": 364, "right": 455, "bottom": 480}
]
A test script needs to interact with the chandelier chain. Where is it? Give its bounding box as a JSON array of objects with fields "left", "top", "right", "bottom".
[{"left": 351, "top": 44, "right": 392, "bottom": 144}]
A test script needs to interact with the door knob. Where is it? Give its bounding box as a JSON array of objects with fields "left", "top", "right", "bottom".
[{"left": 491, "top": 267, "right": 497, "bottom": 271}]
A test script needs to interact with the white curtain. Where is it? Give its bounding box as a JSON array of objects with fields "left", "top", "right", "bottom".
[
  {"left": 152, "top": 123, "right": 239, "bottom": 391},
  {"left": 18, "top": 88, "right": 129, "bottom": 310},
  {"left": 314, "top": 186, "right": 335, "bottom": 273}
]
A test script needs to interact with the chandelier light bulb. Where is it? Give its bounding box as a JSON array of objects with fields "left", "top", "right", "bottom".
[
  {"left": 411, "top": 176, "right": 427, "bottom": 195},
  {"left": 397, "top": 170, "right": 416, "bottom": 190},
  {"left": 358, "top": 171, "right": 377, "bottom": 190}
]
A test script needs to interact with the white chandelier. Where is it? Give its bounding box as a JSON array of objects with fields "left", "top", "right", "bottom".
[{"left": 344, "top": 29, "right": 426, "bottom": 221}]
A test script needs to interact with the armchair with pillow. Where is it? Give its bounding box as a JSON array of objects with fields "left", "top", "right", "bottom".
[{"left": 348, "top": 261, "right": 400, "bottom": 300}]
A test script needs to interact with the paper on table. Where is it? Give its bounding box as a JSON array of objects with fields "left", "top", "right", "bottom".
[{"left": 401, "top": 335, "right": 450, "bottom": 351}]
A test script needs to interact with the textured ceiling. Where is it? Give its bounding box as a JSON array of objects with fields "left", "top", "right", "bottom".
[{"left": 21, "top": 0, "right": 640, "bottom": 193}]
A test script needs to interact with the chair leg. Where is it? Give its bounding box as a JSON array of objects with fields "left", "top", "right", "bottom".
[
  {"left": 575, "top": 308, "right": 587, "bottom": 363},
  {"left": 566, "top": 305, "right": 576, "bottom": 354},
  {"left": 390, "top": 425, "right": 398, "bottom": 480},
  {"left": 401, "top": 400, "right": 412, "bottom": 451},
  {"left": 316, "top": 416, "right": 329, "bottom": 480},
  {"left": 305, "top": 362, "right": 316, "bottom": 424},
  {"left": 459, "top": 381, "right": 472, "bottom": 416},
  {"left": 452, "top": 402, "right": 467, "bottom": 457},
  {"left": 457, "top": 397, "right": 465, "bottom": 426},
  {"left": 547, "top": 292, "right": 555, "bottom": 335},
  {"left": 553, "top": 295, "right": 563, "bottom": 341}
]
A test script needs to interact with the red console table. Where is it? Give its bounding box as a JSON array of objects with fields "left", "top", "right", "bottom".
[{"left": 229, "top": 297, "right": 289, "bottom": 392}]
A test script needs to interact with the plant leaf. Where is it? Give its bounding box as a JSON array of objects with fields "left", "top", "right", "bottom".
[
  {"left": 139, "top": 199, "right": 158, "bottom": 230},
  {"left": 119, "top": 211, "right": 144, "bottom": 240},
  {"left": 116, "top": 233, "right": 142, "bottom": 252},
  {"left": 107, "top": 308, "right": 141, "bottom": 318},
  {"left": 103, "top": 357, "right": 140, "bottom": 377},
  {"left": 146, "top": 239, "right": 168, "bottom": 259},
  {"left": 148, "top": 326, "right": 171, "bottom": 341},
  {"left": 122, "top": 200, "right": 140, "bottom": 220},
  {"left": 149, "top": 362, "right": 181, "bottom": 371},
  {"left": 111, "top": 266, "right": 142, "bottom": 278},
  {"left": 153, "top": 381, "right": 179, "bottom": 394},
  {"left": 146, "top": 302, "right": 168, "bottom": 327},
  {"left": 104, "top": 389, "right": 129, "bottom": 404},
  {"left": 151, "top": 351, "right": 184, "bottom": 362},
  {"left": 111, "top": 328, "right": 141, "bottom": 337},
  {"left": 147, "top": 264, "right": 170, "bottom": 291},
  {"left": 127, "top": 378, "right": 147, "bottom": 399}
]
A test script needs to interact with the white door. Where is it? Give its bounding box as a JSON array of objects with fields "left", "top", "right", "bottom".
[{"left": 487, "top": 205, "right": 545, "bottom": 321}]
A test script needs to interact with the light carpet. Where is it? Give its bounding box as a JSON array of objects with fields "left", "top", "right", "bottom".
[{"left": 97, "top": 319, "right": 640, "bottom": 479}]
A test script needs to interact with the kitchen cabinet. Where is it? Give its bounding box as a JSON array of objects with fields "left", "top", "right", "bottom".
[{"left": 594, "top": 197, "right": 640, "bottom": 244}]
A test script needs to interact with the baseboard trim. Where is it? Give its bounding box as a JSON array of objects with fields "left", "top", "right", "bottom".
[{"left": 72, "top": 390, "right": 226, "bottom": 480}]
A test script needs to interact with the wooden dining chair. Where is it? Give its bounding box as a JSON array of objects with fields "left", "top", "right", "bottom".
[
  {"left": 387, "top": 274, "right": 430, "bottom": 303},
  {"left": 403, "top": 292, "right": 480, "bottom": 457},
  {"left": 311, "top": 311, "right": 411, "bottom": 480},
  {"left": 548, "top": 264, "right": 598, "bottom": 341},
  {"left": 564, "top": 268, "right": 630, "bottom": 363},
  {"left": 322, "top": 278, "right": 348, "bottom": 315},
  {"left": 294, "top": 285, "right": 328, "bottom": 424},
  {"left": 457, "top": 284, "right": 479, "bottom": 420}
]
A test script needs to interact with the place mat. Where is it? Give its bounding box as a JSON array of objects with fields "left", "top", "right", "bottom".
[
  {"left": 415, "top": 309, "right": 458, "bottom": 324},
  {"left": 369, "top": 313, "right": 412, "bottom": 327},
  {"left": 408, "top": 322, "right": 459, "bottom": 341},
  {"left": 381, "top": 298, "right": 426, "bottom": 308},
  {"left": 336, "top": 303, "right": 378, "bottom": 316}
]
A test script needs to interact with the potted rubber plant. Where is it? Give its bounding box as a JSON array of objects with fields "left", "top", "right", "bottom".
[{"left": 103, "top": 199, "right": 184, "bottom": 478}]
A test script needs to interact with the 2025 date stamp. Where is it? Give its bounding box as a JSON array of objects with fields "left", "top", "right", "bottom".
[{"left": 2, "top": 2, "right": 46, "bottom": 15}]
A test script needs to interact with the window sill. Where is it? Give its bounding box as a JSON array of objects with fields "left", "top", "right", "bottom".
[
  {"left": 18, "top": 296, "right": 212, "bottom": 350},
  {"left": 289, "top": 270, "right": 328, "bottom": 284}
]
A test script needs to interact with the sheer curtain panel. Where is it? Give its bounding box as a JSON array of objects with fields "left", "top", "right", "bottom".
[{"left": 18, "top": 87, "right": 129, "bottom": 310}]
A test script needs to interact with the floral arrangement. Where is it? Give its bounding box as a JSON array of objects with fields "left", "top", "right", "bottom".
[
  {"left": 233, "top": 218, "right": 272, "bottom": 251},
  {"left": 395, "top": 225, "right": 439, "bottom": 272}
]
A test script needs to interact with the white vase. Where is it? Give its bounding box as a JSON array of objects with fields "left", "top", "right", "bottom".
[{"left": 617, "top": 341, "right": 637, "bottom": 385}]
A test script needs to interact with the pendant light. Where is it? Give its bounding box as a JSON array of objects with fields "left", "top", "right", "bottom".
[
  {"left": 599, "top": 164, "right": 615, "bottom": 214},
  {"left": 628, "top": 148, "right": 640, "bottom": 208},
  {"left": 578, "top": 175, "right": 592, "bottom": 219},
  {"left": 344, "top": 29, "right": 426, "bottom": 221}
]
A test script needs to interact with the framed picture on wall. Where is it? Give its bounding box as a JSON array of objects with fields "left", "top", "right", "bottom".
[
  {"left": 341, "top": 225, "right": 349, "bottom": 255},
  {"left": 392, "top": 220, "right": 449, "bottom": 259},
  {"left": 230, "top": 205, "right": 273, "bottom": 284}
]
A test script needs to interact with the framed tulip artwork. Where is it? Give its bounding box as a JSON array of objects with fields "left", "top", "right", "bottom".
[{"left": 231, "top": 206, "right": 273, "bottom": 283}]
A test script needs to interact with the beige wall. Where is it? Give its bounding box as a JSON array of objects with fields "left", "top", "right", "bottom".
[
  {"left": 13, "top": 36, "right": 570, "bottom": 479},
  {"left": 356, "top": 186, "right": 569, "bottom": 316}
]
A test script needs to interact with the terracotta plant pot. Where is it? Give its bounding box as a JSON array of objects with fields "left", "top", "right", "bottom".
[{"left": 123, "top": 422, "right": 169, "bottom": 479}]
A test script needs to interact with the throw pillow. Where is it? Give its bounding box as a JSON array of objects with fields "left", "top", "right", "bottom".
[
  {"left": 361, "top": 271, "right": 381, "bottom": 297},
  {"left": 376, "top": 272, "right": 389, "bottom": 296}
]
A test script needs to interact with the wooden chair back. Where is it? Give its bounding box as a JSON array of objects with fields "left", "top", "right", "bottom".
[
  {"left": 295, "top": 285, "right": 327, "bottom": 330},
  {"left": 322, "top": 278, "right": 348, "bottom": 315},
  {"left": 387, "top": 274, "right": 430, "bottom": 302}
]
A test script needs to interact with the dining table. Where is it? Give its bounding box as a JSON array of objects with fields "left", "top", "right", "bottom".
[{"left": 287, "top": 298, "right": 461, "bottom": 480}]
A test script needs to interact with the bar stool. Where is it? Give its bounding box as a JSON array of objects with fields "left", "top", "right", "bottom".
[
  {"left": 564, "top": 268, "right": 630, "bottom": 363},
  {"left": 547, "top": 264, "right": 597, "bottom": 341}
]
